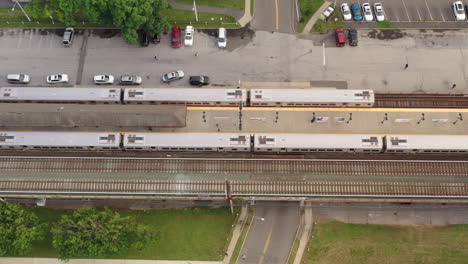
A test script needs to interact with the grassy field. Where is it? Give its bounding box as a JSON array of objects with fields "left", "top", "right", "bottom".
[
  {"left": 16, "top": 207, "right": 238, "bottom": 261},
  {"left": 311, "top": 9, "right": 344, "bottom": 33},
  {"left": 297, "top": 0, "right": 325, "bottom": 32},
  {"left": 303, "top": 221, "right": 468, "bottom": 264},
  {"left": 174, "top": 0, "right": 245, "bottom": 11},
  {"left": 165, "top": 8, "right": 239, "bottom": 28}
]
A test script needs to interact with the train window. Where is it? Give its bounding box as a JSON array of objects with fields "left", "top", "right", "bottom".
[
  {"left": 162, "top": 148, "right": 169, "bottom": 150},
  {"left": 326, "top": 149, "right": 333, "bottom": 151},
  {"left": 180, "top": 148, "right": 187, "bottom": 150},
  {"left": 267, "top": 149, "right": 273, "bottom": 151},
  {"left": 196, "top": 148, "right": 203, "bottom": 150},
  {"left": 442, "top": 151, "right": 449, "bottom": 153},
  {"left": 188, "top": 148, "right": 195, "bottom": 150},
  {"left": 33, "top": 146, "right": 40, "bottom": 149},
  {"left": 292, "top": 149, "right": 299, "bottom": 151},
  {"left": 396, "top": 150, "right": 404, "bottom": 152},
  {"left": 336, "top": 149, "right": 343, "bottom": 152},
  {"left": 170, "top": 148, "right": 177, "bottom": 150},
  {"left": 281, "top": 148, "right": 286, "bottom": 150},
  {"left": 350, "top": 149, "right": 355, "bottom": 152},
  {"left": 204, "top": 148, "right": 212, "bottom": 150},
  {"left": 301, "top": 149, "right": 308, "bottom": 151},
  {"left": 59, "top": 147, "right": 66, "bottom": 149},
  {"left": 318, "top": 149, "right": 325, "bottom": 151}
]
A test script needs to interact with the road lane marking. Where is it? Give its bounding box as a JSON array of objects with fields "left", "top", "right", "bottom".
[
  {"left": 258, "top": 223, "right": 274, "bottom": 264},
  {"left": 275, "top": 0, "right": 279, "bottom": 30},
  {"left": 424, "top": 0, "right": 434, "bottom": 20},
  {"left": 401, "top": 0, "right": 411, "bottom": 21}
]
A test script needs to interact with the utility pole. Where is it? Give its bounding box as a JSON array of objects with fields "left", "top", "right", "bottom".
[{"left": 192, "top": 0, "right": 199, "bottom": 22}]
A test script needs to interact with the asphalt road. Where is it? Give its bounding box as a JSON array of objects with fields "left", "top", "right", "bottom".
[
  {"left": 238, "top": 202, "right": 299, "bottom": 264},
  {"left": 251, "top": 0, "right": 297, "bottom": 33},
  {"left": 1, "top": 28, "right": 468, "bottom": 93}
]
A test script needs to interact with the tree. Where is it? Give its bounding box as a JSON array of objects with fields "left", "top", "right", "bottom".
[
  {"left": 51, "top": 207, "right": 156, "bottom": 260},
  {"left": 0, "top": 203, "right": 44, "bottom": 256}
]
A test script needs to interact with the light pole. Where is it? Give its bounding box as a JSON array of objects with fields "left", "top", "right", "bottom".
[
  {"left": 381, "top": 113, "right": 388, "bottom": 124},
  {"left": 346, "top": 113, "right": 353, "bottom": 123},
  {"left": 417, "top": 113, "right": 425, "bottom": 125},
  {"left": 453, "top": 113, "right": 463, "bottom": 124},
  {"left": 253, "top": 216, "right": 265, "bottom": 221},
  {"left": 49, "top": 15, "right": 54, "bottom": 24},
  {"left": 12, "top": 0, "right": 31, "bottom": 22}
]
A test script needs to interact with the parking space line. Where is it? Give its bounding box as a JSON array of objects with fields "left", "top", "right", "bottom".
[
  {"left": 440, "top": 8, "right": 446, "bottom": 22},
  {"left": 424, "top": 0, "right": 434, "bottom": 21},
  {"left": 416, "top": 6, "right": 422, "bottom": 21},
  {"left": 401, "top": 0, "right": 411, "bottom": 21}
]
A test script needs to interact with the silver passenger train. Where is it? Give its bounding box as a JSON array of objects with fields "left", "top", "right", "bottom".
[
  {"left": 1, "top": 132, "right": 467, "bottom": 154},
  {"left": 0, "top": 87, "right": 375, "bottom": 107}
]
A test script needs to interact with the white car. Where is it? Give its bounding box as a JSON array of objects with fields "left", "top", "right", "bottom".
[
  {"left": 93, "top": 75, "right": 114, "bottom": 85},
  {"left": 340, "top": 3, "right": 352, "bottom": 21},
  {"left": 373, "top": 3, "right": 385, "bottom": 21},
  {"left": 453, "top": 1, "right": 466, "bottom": 21},
  {"left": 46, "top": 74, "right": 69, "bottom": 84},
  {"left": 162, "top": 70, "right": 184, "bottom": 82},
  {"left": 362, "top": 3, "right": 374, "bottom": 21},
  {"left": 322, "top": 6, "right": 335, "bottom": 20},
  {"left": 184, "top": 26, "right": 194, "bottom": 46}
]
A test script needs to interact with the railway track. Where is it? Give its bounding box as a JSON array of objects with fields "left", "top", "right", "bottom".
[
  {"left": 375, "top": 93, "right": 468, "bottom": 108},
  {"left": 0, "top": 179, "right": 467, "bottom": 198},
  {"left": 0, "top": 157, "right": 467, "bottom": 177}
]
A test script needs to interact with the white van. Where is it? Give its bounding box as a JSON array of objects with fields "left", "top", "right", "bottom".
[
  {"left": 217, "top": 28, "right": 227, "bottom": 48},
  {"left": 62, "top": 28, "right": 74, "bottom": 47}
]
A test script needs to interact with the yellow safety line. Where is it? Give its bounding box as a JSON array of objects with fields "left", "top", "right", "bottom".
[{"left": 188, "top": 107, "right": 468, "bottom": 113}]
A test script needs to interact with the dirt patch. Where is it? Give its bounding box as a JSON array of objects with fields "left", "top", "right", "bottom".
[
  {"left": 92, "top": 29, "right": 121, "bottom": 38},
  {"left": 367, "top": 29, "right": 406, "bottom": 40}
]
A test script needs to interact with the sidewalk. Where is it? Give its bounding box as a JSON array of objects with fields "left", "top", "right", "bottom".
[
  {"left": 166, "top": 0, "right": 252, "bottom": 27},
  {"left": 301, "top": 1, "right": 331, "bottom": 33},
  {"left": 0, "top": 259, "right": 222, "bottom": 264},
  {"left": 223, "top": 205, "right": 249, "bottom": 264},
  {"left": 292, "top": 203, "right": 313, "bottom": 264}
]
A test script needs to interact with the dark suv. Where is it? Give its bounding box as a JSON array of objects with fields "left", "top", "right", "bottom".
[
  {"left": 348, "top": 29, "right": 358, "bottom": 46},
  {"left": 189, "top": 76, "right": 210, "bottom": 86}
]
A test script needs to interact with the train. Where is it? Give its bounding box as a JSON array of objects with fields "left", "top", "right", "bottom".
[
  {"left": 0, "top": 87, "right": 375, "bottom": 107},
  {"left": 1, "top": 132, "right": 467, "bottom": 154}
]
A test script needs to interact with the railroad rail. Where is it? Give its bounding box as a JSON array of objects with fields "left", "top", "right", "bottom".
[
  {"left": 1, "top": 157, "right": 468, "bottom": 177},
  {"left": 0, "top": 179, "right": 467, "bottom": 198},
  {"left": 375, "top": 93, "right": 468, "bottom": 108}
]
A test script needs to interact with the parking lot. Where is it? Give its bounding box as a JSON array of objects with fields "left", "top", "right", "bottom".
[
  {"left": 1, "top": 28, "right": 468, "bottom": 93},
  {"left": 335, "top": 0, "right": 465, "bottom": 22}
]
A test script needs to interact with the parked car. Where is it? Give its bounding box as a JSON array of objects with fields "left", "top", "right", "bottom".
[
  {"left": 453, "top": 1, "right": 466, "bottom": 20},
  {"left": 184, "top": 26, "right": 194, "bottom": 46},
  {"left": 373, "top": 3, "right": 385, "bottom": 21},
  {"left": 362, "top": 3, "right": 374, "bottom": 21},
  {"left": 151, "top": 34, "right": 160, "bottom": 44},
  {"left": 348, "top": 29, "right": 358, "bottom": 46},
  {"left": 7, "top": 73, "right": 30, "bottom": 84},
  {"left": 62, "top": 27, "right": 74, "bottom": 47},
  {"left": 335, "top": 28, "right": 346, "bottom": 47},
  {"left": 171, "top": 27, "right": 182, "bottom": 48},
  {"left": 351, "top": 3, "right": 363, "bottom": 21},
  {"left": 340, "top": 3, "right": 352, "bottom": 21},
  {"left": 120, "top": 75, "right": 142, "bottom": 85},
  {"left": 189, "top": 76, "right": 210, "bottom": 86},
  {"left": 162, "top": 70, "right": 184, "bottom": 82},
  {"left": 93, "top": 75, "right": 114, "bottom": 85},
  {"left": 139, "top": 30, "right": 149, "bottom": 47},
  {"left": 217, "top": 28, "right": 227, "bottom": 48},
  {"left": 46, "top": 74, "right": 69, "bottom": 84},
  {"left": 322, "top": 6, "right": 335, "bottom": 20}
]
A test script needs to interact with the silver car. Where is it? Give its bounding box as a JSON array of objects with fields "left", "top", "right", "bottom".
[
  {"left": 120, "top": 75, "right": 142, "bottom": 85},
  {"left": 162, "top": 70, "right": 184, "bottom": 82}
]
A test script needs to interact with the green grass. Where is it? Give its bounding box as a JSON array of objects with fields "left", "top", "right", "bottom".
[
  {"left": 230, "top": 208, "right": 253, "bottom": 264},
  {"left": 250, "top": 0, "right": 255, "bottom": 17},
  {"left": 311, "top": 10, "right": 344, "bottom": 33},
  {"left": 377, "top": 20, "right": 392, "bottom": 29},
  {"left": 174, "top": 0, "right": 245, "bottom": 11},
  {"left": 297, "top": 0, "right": 325, "bottom": 32},
  {"left": 287, "top": 239, "right": 300, "bottom": 264},
  {"left": 165, "top": 8, "right": 239, "bottom": 28},
  {"left": 12, "top": 207, "right": 238, "bottom": 261},
  {"left": 303, "top": 221, "right": 468, "bottom": 264}
]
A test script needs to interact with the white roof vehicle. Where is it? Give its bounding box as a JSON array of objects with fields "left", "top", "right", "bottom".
[
  {"left": 217, "top": 28, "right": 227, "bottom": 48},
  {"left": 453, "top": 1, "right": 466, "bottom": 21},
  {"left": 373, "top": 3, "right": 385, "bottom": 21},
  {"left": 7, "top": 74, "right": 30, "bottom": 84},
  {"left": 362, "top": 3, "right": 374, "bottom": 21},
  {"left": 340, "top": 3, "right": 352, "bottom": 21},
  {"left": 184, "top": 26, "right": 194, "bottom": 46},
  {"left": 94, "top": 75, "right": 114, "bottom": 85},
  {"left": 162, "top": 70, "right": 184, "bottom": 82},
  {"left": 322, "top": 6, "right": 335, "bottom": 20},
  {"left": 46, "top": 74, "right": 69, "bottom": 84}
]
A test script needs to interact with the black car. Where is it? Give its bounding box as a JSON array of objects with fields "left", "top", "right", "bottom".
[
  {"left": 139, "top": 30, "right": 149, "bottom": 47},
  {"left": 189, "top": 76, "right": 210, "bottom": 86},
  {"left": 151, "top": 34, "right": 161, "bottom": 44},
  {"left": 348, "top": 29, "right": 358, "bottom": 46}
]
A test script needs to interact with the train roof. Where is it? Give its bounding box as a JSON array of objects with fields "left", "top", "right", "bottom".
[
  {"left": 250, "top": 89, "right": 374, "bottom": 103},
  {"left": 0, "top": 132, "right": 121, "bottom": 147},
  {"left": 123, "top": 88, "right": 247, "bottom": 102},
  {"left": 254, "top": 134, "right": 382, "bottom": 149},
  {"left": 124, "top": 133, "right": 251, "bottom": 148},
  {"left": 385, "top": 135, "right": 468, "bottom": 150},
  {"left": 0, "top": 87, "right": 121, "bottom": 102}
]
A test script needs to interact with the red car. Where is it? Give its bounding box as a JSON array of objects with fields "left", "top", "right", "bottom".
[
  {"left": 171, "top": 27, "right": 181, "bottom": 48},
  {"left": 335, "top": 28, "right": 346, "bottom": 47}
]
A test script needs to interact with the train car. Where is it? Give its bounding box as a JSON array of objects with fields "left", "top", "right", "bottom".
[
  {"left": 250, "top": 89, "right": 375, "bottom": 107},
  {"left": 0, "top": 87, "right": 121, "bottom": 103},
  {"left": 123, "top": 88, "right": 247, "bottom": 106},
  {"left": 0, "top": 132, "right": 121, "bottom": 150},
  {"left": 384, "top": 135, "right": 468, "bottom": 154},
  {"left": 123, "top": 133, "right": 251, "bottom": 152},
  {"left": 253, "top": 133, "right": 383, "bottom": 153}
]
